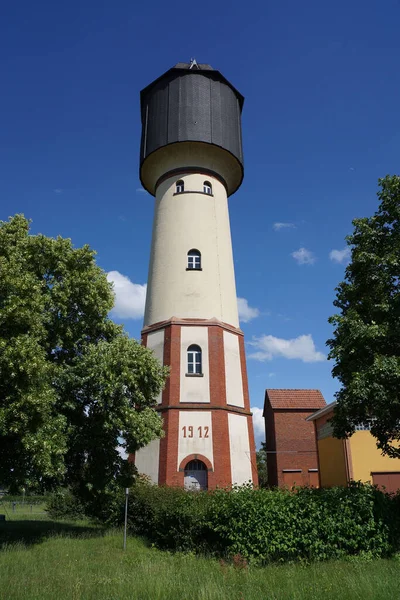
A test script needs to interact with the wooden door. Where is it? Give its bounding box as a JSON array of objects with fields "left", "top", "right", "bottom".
[
  {"left": 372, "top": 472, "right": 400, "bottom": 494},
  {"left": 282, "top": 470, "right": 303, "bottom": 488},
  {"left": 184, "top": 459, "right": 208, "bottom": 491}
]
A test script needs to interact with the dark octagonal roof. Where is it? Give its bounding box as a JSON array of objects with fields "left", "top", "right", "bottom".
[{"left": 140, "top": 62, "right": 244, "bottom": 110}]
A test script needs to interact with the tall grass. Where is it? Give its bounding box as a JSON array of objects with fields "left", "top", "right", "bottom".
[{"left": 1, "top": 506, "right": 399, "bottom": 599}]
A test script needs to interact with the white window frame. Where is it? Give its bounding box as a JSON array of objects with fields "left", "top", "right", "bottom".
[
  {"left": 176, "top": 180, "right": 184, "bottom": 193},
  {"left": 187, "top": 249, "right": 201, "bottom": 270},
  {"left": 203, "top": 181, "right": 212, "bottom": 195},
  {"left": 187, "top": 345, "right": 202, "bottom": 374}
]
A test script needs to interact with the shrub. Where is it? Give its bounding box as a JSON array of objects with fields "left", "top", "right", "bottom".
[
  {"left": 107, "top": 483, "right": 210, "bottom": 552},
  {"left": 46, "top": 489, "right": 86, "bottom": 520},
  {"left": 117, "top": 482, "right": 400, "bottom": 564},
  {"left": 206, "top": 482, "right": 399, "bottom": 562}
]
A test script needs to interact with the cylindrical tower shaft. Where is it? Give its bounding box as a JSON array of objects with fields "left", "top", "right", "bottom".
[{"left": 144, "top": 172, "right": 239, "bottom": 328}]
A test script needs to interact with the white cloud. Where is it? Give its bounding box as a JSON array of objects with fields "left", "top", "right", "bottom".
[
  {"left": 273, "top": 222, "right": 296, "bottom": 231},
  {"left": 53, "top": 188, "right": 63, "bottom": 194},
  {"left": 136, "top": 187, "right": 147, "bottom": 193},
  {"left": 329, "top": 247, "right": 351, "bottom": 264},
  {"left": 251, "top": 407, "right": 265, "bottom": 449},
  {"left": 248, "top": 333, "right": 325, "bottom": 363},
  {"left": 237, "top": 297, "right": 260, "bottom": 323},
  {"left": 291, "top": 247, "right": 316, "bottom": 265},
  {"left": 107, "top": 271, "right": 147, "bottom": 319}
]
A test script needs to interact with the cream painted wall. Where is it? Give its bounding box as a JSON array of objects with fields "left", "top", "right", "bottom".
[
  {"left": 180, "top": 326, "right": 210, "bottom": 403},
  {"left": 317, "top": 437, "right": 347, "bottom": 487},
  {"left": 223, "top": 331, "right": 244, "bottom": 407},
  {"left": 144, "top": 172, "right": 239, "bottom": 328},
  {"left": 140, "top": 141, "right": 242, "bottom": 197},
  {"left": 178, "top": 411, "right": 213, "bottom": 469},
  {"left": 146, "top": 329, "right": 164, "bottom": 404},
  {"left": 349, "top": 431, "right": 400, "bottom": 483},
  {"left": 135, "top": 438, "right": 160, "bottom": 484},
  {"left": 228, "top": 413, "right": 253, "bottom": 485}
]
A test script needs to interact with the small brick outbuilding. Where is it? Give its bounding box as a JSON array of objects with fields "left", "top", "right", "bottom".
[{"left": 263, "top": 389, "right": 326, "bottom": 488}]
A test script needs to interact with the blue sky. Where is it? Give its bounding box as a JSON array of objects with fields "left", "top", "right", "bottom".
[{"left": 1, "top": 0, "right": 399, "bottom": 445}]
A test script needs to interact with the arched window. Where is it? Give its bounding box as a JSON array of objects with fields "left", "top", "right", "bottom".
[
  {"left": 187, "top": 249, "right": 201, "bottom": 270},
  {"left": 187, "top": 344, "right": 202, "bottom": 374},
  {"left": 203, "top": 181, "right": 212, "bottom": 195},
  {"left": 176, "top": 179, "right": 184, "bottom": 193},
  {"left": 184, "top": 459, "right": 208, "bottom": 491}
]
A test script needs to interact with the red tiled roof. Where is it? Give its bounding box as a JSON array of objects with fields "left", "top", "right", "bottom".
[{"left": 265, "top": 389, "right": 326, "bottom": 410}]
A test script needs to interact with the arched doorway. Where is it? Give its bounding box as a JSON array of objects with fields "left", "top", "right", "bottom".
[{"left": 184, "top": 459, "right": 208, "bottom": 491}]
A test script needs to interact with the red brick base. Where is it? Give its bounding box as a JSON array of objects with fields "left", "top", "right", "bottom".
[{"left": 136, "top": 318, "right": 258, "bottom": 488}]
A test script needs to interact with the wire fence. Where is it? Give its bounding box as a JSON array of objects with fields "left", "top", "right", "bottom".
[
  {"left": 0, "top": 497, "right": 48, "bottom": 521},
  {"left": 0, "top": 494, "right": 48, "bottom": 503}
]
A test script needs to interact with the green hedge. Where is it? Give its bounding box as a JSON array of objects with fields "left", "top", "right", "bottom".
[
  {"left": 46, "top": 490, "right": 86, "bottom": 520},
  {"left": 118, "top": 482, "right": 400, "bottom": 564}
]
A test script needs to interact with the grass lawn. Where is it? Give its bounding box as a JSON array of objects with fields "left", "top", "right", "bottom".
[{"left": 0, "top": 505, "right": 399, "bottom": 600}]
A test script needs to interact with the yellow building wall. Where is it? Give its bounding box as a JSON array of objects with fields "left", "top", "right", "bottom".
[
  {"left": 349, "top": 431, "right": 400, "bottom": 483},
  {"left": 318, "top": 437, "right": 347, "bottom": 487}
]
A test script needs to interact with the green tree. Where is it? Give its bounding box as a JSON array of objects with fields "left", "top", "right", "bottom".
[
  {"left": 0, "top": 215, "right": 167, "bottom": 495},
  {"left": 327, "top": 175, "right": 400, "bottom": 457},
  {"left": 256, "top": 442, "right": 268, "bottom": 488}
]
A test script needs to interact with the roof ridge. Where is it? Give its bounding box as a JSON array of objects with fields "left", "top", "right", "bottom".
[{"left": 266, "top": 388, "right": 322, "bottom": 392}]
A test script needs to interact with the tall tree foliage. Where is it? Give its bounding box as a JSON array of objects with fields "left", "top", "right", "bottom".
[
  {"left": 0, "top": 215, "right": 166, "bottom": 494},
  {"left": 256, "top": 442, "right": 268, "bottom": 488},
  {"left": 328, "top": 176, "right": 400, "bottom": 457}
]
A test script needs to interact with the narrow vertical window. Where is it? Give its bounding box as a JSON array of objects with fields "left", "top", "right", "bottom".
[
  {"left": 187, "top": 249, "right": 201, "bottom": 270},
  {"left": 187, "top": 345, "right": 202, "bottom": 375},
  {"left": 176, "top": 180, "right": 184, "bottom": 193},
  {"left": 203, "top": 181, "right": 212, "bottom": 195}
]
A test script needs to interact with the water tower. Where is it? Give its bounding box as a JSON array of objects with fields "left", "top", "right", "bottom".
[{"left": 135, "top": 60, "right": 258, "bottom": 489}]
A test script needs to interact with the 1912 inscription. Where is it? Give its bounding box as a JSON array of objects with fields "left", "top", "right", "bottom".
[{"left": 182, "top": 426, "right": 209, "bottom": 439}]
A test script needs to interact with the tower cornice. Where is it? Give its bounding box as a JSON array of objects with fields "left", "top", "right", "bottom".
[
  {"left": 142, "top": 316, "right": 244, "bottom": 337},
  {"left": 156, "top": 404, "right": 253, "bottom": 416}
]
